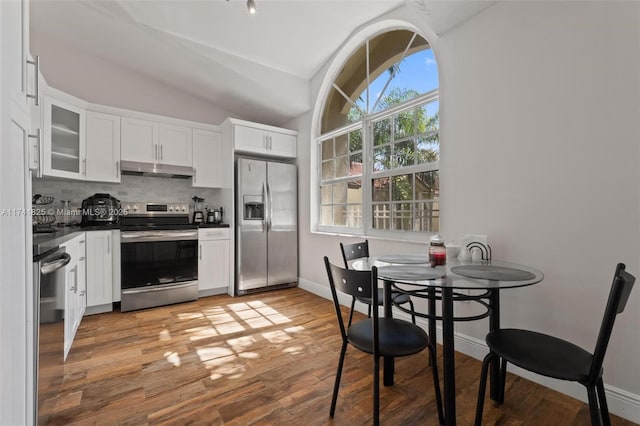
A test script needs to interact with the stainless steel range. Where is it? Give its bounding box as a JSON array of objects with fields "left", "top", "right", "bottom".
[{"left": 120, "top": 201, "right": 198, "bottom": 312}]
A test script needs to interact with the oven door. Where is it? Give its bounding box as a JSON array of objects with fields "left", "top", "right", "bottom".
[{"left": 120, "top": 229, "right": 198, "bottom": 311}]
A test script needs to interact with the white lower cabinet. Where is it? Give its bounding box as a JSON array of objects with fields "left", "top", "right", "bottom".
[
  {"left": 198, "top": 228, "right": 230, "bottom": 296},
  {"left": 85, "top": 230, "right": 115, "bottom": 310},
  {"left": 61, "top": 232, "right": 86, "bottom": 360}
]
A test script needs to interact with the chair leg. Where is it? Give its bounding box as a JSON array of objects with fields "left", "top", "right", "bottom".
[
  {"left": 428, "top": 343, "right": 444, "bottom": 425},
  {"left": 368, "top": 303, "right": 372, "bottom": 318},
  {"left": 597, "top": 377, "right": 611, "bottom": 426},
  {"left": 587, "top": 385, "right": 603, "bottom": 426},
  {"left": 373, "top": 355, "right": 380, "bottom": 426},
  {"left": 330, "top": 341, "right": 348, "bottom": 417},
  {"left": 408, "top": 298, "right": 416, "bottom": 324},
  {"left": 499, "top": 357, "right": 507, "bottom": 404},
  {"left": 347, "top": 297, "right": 356, "bottom": 327},
  {"left": 475, "top": 352, "right": 496, "bottom": 426}
]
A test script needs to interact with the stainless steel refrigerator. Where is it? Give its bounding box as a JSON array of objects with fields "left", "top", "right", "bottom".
[{"left": 236, "top": 157, "right": 297, "bottom": 294}]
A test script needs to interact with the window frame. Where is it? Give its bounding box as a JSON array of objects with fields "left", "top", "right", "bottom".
[{"left": 316, "top": 89, "right": 440, "bottom": 240}]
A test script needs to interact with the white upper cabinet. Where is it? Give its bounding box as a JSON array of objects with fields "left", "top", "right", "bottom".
[
  {"left": 227, "top": 118, "right": 297, "bottom": 159},
  {"left": 121, "top": 117, "right": 158, "bottom": 163},
  {"left": 192, "top": 129, "right": 224, "bottom": 188},
  {"left": 42, "top": 95, "right": 86, "bottom": 180},
  {"left": 121, "top": 117, "right": 192, "bottom": 168},
  {"left": 86, "top": 111, "right": 121, "bottom": 183},
  {"left": 158, "top": 123, "right": 192, "bottom": 167},
  {"left": 5, "top": 0, "right": 30, "bottom": 114}
]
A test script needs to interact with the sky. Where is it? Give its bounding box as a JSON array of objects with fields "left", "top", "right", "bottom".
[{"left": 357, "top": 48, "right": 439, "bottom": 114}]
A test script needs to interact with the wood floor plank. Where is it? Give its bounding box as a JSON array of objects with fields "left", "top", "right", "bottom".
[{"left": 39, "top": 288, "right": 638, "bottom": 425}]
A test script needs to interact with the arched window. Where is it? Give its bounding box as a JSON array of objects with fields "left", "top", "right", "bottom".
[{"left": 317, "top": 28, "right": 439, "bottom": 236}]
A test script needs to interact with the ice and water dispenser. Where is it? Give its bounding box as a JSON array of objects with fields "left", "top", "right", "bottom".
[{"left": 243, "top": 195, "right": 264, "bottom": 220}]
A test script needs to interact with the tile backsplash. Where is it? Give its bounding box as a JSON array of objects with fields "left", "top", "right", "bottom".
[{"left": 33, "top": 174, "right": 223, "bottom": 224}]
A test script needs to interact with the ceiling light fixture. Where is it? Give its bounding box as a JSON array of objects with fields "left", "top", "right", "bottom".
[{"left": 247, "top": 0, "right": 256, "bottom": 14}]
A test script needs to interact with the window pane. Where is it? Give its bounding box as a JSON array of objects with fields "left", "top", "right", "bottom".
[
  {"left": 346, "top": 205, "right": 362, "bottom": 227},
  {"left": 347, "top": 180, "right": 362, "bottom": 203},
  {"left": 349, "top": 152, "right": 363, "bottom": 176},
  {"left": 415, "top": 201, "right": 439, "bottom": 232},
  {"left": 417, "top": 136, "right": 439, "bottom": 164},
  {"left": 333, "top": 182, "right": 347, "bottom": 204},
  {"left": 372, "top": 204, "right": 390, "bottom": 230},
  {"left": 335, "top": 156, "right": 349, "bottom": 178},
  {"left": 415, "top": 171, "right": 439, "bottom": 200},
  {"left": 394, "top": 109, "right": 415, "bottom": 140},
  {"left": 372, "top": 177, "right": 389, "bottom": 202},
  {"left": 322, "top": 160, "right": 334, "bottom": 181},
  {"left": 333, "top": 206, "right": 347, "bottom": 226},
  {"left": 321, "top": 206, "right": 333, "bottom": 226},
  {"left": 392, "top": 174, "right": 413, "bottom": 201},
  {"left": 394, "top": 140, "right": 415, "bottom": 168},
  {"left": 335, "top": 133, "right": 348, "bottom": 156},
  {"left": 374, "top": 118, "right": 391, "bottom": 146},
  {"left": 321, "top": 139, "right": 333, "bottom": 160},
  {"left": 349, "top": 129, "right": 362, "bottom": 152},
  {"left": 373, "top": 146, "right": 390, "bottom": 171},
  {"left": 393, "top": 203, "right": 413, "bottom": 231},
  {"left": 320, "top": 185, "right": 332, "bottom": 204}
]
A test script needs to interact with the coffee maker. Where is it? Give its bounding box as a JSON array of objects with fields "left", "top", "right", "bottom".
[{"left": 192, "top": 196, "right": 205, "bottom": 224}]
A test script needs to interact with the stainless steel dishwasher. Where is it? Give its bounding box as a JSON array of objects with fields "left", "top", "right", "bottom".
[{"left": 33, "top": 246, "right": 70, "bottom": 421}]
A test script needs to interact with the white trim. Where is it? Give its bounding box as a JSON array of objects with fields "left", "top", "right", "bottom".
[{"left": 298, "top": 280, "right": 640, "bottom": 423}]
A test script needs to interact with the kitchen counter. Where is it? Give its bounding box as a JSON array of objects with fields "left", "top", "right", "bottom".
[
  {"left": 199, "top": 223, "right": 230, "bottom": 228},
  {"left": 33, "top": 224, "right": 121, "bottom": 257}
]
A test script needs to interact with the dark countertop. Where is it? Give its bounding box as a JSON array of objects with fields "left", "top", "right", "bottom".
[
  {"left": 199, "top": 223, "right": 230, "bottom": 228},
  {"left": 32, "top": 224, "right": 121, "bottom": 258}
]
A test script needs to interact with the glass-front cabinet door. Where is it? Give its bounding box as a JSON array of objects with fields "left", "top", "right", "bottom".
[{"left": 43, "top": 96, "right": 86, "bottom": 179}]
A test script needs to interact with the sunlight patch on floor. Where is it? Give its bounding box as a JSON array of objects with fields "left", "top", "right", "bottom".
[
  {"left": 164, "top": 351, "right": 181, "bottom": 367},
  {"left": 177, "top": 300, "right": 304, "bottom": 381}
]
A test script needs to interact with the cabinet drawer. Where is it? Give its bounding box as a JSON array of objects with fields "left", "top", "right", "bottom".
[{"left": 198, "top": 228, "right": 230, "bottom": 241}]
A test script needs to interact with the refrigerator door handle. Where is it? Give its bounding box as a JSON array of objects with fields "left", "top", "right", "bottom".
[
  {"left": 262, "top": 181, "right": 267, "bottom": 233},
  {"left": 266, "top": 181, "right": 273, "bottom": 232}
]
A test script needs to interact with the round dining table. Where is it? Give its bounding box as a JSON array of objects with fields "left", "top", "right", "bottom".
[{"left": 352, "top": 255, "right": 544, "bottom": 426}]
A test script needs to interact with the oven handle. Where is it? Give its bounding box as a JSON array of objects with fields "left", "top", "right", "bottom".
[
  {"left": 121, "top": 230, "right": 198, "bottom": 242},
  {"left": 122, "top": 281, "right": 197, "bottom": 294}
]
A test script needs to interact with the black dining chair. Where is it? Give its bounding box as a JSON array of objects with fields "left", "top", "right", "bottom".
[
  {"left": 323, "top": 256, "right": 444, "bottom": 426},
  {"left": 475, "top": 263, "right": 635, "bottom": 426},
  {"left": 340, "top": 240, "right": 416, "bottom": 325}
]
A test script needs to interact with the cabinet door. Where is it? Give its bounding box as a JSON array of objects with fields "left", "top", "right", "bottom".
[
  {"left": 234, "top": 124, "right": 267, "bottom": 154},
  {"left": 158, "top": 123, "right": 192, "bottom": 167},
  {"left": 86, "top": 231, "right": 113, "bottom": 307},
  {"left": 43, "top": 96, "right": 86, "bottom": 180},
  {"left": 268, "top": 131, "right": 297, "bottom": 158},
  {"left": 3, "top": 0, "right": 30, "bottom": 114},
  {"left": 198, "top": 240, "right": 230, "bottom": 291},
  {"left": 193, "top": 129, "right": 223, "bottom": 188},
  {"left": 121, "top": 117, "right": 157, "bottom": 163},
  {"left": 86, "top": 111, "right": 121, "bottom": 183}
]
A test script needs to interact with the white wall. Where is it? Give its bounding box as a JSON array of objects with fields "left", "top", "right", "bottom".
[
  {"left": 295, "top": 1, "right": 640, "bottom": 420},
  {"left": 30, "top": 32, "right": 231, "bottom": 125}
]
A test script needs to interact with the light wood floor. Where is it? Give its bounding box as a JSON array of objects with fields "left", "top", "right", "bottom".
[{"left": 39, "top": 288, "right": 637, "bottom": 425}]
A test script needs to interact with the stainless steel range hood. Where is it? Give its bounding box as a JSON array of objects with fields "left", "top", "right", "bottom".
[{"left": 120, "top": 160, "right": 193, "bottom": 179}]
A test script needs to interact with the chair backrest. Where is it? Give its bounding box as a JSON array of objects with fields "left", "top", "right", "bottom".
[
  {"left": 589, "top": 263, "right": 636, "bottom": 383},
  {"left": 340, "top": 240, "right": 369, "bottom": 269},
  {"left": 324, "top": 256, "right": 379, "bottom": 346}
]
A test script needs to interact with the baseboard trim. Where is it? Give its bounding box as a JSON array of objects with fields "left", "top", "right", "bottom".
[{"left": 297, "top": 278, "right": 640, "bottom": 424}]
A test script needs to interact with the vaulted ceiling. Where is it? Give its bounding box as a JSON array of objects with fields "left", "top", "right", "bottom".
[{"left": 30, "top": 0, "right": 494, "bottom": 125}]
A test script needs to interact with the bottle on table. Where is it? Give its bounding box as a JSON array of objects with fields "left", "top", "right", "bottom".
[{"left": 429, "top": 234, "right": 446, "bottom": 267}]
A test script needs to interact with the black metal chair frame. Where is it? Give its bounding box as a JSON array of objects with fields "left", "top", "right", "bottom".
[
  {"left": 324, "top": 256, "right": 444, "bottom": 426},
  {"left": 475, "top": 263, "right": 636, "bottom": 426},
  {"left": 340, "top": 240, "right": 417, "bottom": 325}
]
